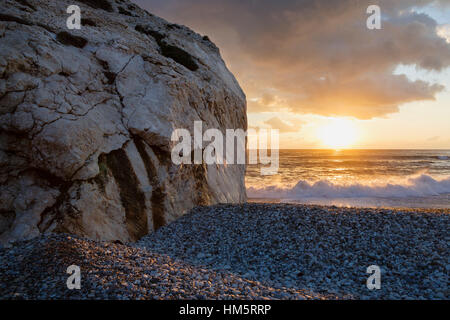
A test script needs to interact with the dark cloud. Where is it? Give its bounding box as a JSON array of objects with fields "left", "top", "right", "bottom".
[{"left": 133, "top": 0, "right": 450, "bottom": 119}]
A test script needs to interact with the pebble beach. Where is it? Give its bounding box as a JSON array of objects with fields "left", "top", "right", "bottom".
[{"left": 0, "top": 203, "right": 448, "bottom": 300}]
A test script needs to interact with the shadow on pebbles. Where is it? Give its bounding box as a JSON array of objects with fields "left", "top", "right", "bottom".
[{"left": 0, "top": 203, "right": 448, "bottom": 299}]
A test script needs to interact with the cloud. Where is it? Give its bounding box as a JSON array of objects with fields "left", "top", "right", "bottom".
[
  {"left": 132, "top": 0, "right": 450, "bottom": 119},
  {"left": 247, "top": 92, "right": 290, "bottom": 113},
  {"left": 264, "top": 117, "right": 302, "bottom": 133},
  {"left": 437, "top": 24, "right": 450, "bottom": 43}
]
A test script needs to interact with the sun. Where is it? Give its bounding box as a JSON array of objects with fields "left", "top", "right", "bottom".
[{"left": 317, "top": 118, "right": 358, "bottom": 149}]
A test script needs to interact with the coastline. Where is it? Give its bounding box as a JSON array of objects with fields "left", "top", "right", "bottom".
[
  {"left": 1, "top": 203, "right": 448, "bottom": 300},
  {"left": 248, "top": 195, "right": 450, "bottom": 209}
]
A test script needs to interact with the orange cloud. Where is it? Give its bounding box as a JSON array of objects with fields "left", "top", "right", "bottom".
[
  {"left": 264, "top": 117, "right": 303, "bottom": 133},
  {"left": 133, "top": 0, "right": 450, "bottom": 119}
]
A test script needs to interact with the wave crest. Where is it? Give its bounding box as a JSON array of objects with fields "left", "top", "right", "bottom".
[{"left": 247, "top": 174, "right": 450, "bottom": 199}]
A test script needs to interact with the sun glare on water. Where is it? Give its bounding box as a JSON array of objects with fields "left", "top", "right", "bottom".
[{"left": 317, "top": 118, "right": 358, "bottom": 149}]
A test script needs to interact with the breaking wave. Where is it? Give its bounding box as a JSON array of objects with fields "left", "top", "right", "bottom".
[{"left": 247, "top": 174, "right": 450, "bottom": 199}]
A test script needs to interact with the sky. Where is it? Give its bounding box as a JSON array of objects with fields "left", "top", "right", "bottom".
[{"left": 132, "top": 0, "right": 450, "bottom": 149}]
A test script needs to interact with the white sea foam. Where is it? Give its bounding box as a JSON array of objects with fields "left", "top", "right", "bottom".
[{"left": 247, "top": 174, "right": 450, "bottom": 199}]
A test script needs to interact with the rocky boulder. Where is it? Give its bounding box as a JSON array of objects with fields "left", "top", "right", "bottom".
[{"left": 0, "top": 0, "right": 247, "bottom": 245}]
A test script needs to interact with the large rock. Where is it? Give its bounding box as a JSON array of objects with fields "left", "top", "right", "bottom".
[{"left": 0, "top": 0, "right": 247, "bottom": 245}]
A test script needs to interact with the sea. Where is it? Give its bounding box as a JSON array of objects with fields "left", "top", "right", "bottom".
[{"left": 246, "top": 149, "right": 450, "bottom": 209}]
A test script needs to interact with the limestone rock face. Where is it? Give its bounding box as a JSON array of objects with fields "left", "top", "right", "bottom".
[{"left": 0, "top": 0, "right": 247, "bottom": 244}]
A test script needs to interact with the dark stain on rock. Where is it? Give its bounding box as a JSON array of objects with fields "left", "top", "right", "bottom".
[
  {"left": 127, "top": 4, "right": 136, "bottom": 10},
  {"left": 167, "top": 23, "right": 181, "bottom": 30},
  {"left": 104, "top": 148, "right": 148, "bottom": 241},
  {"left": 135, "top": 24, "right": 198, "bottom": 71},
  {"left": 160, "top": 43, "right": 199, "bottom": 71},
  {"left": 151, "top": 145, "right": 172, "bottom": 167},
  {"left": 77, "top": 0, "right": 113, "bottom": 12},
  {"left": 15, "top": 0, "right": 36, "bottom": 11},
  {"left": 96, "top": 58, "right": 116, "bottom": 85},
  {"left": 81, "top": 18, "right": 97, "bottom": 27},
  {"left": 103, "top": 71, "right": 116, "bottom": 84},
  {"left": 192, "top": 163, "right": 210, "bottom": 205},
  {"left": 150, "top": 186, "right": 166, "bottom": 230},
  {"left": 56, "top": 32, "right": 88, "bottom": 49},
  {"left": 23, "top": 168, "right": 66, "bottom": 188},
  {"left": 97, "top": 58, "right": 109, "bottom": 70},
  {"left": 94, "top": 155, "right": 109, "bottom": 193},
  {"left": 0, "top": 13, "right": 32, "bottom": 25},
  {"left": 0, "top": 210, "right": 16, "bottom": 236},
  {"left": 134, "top": 138, "right": 166, "bottom": 230},
  {"left": 134, "top": 138, "right": 158, "bottom": 184},
  {"left": 36, "top": 176, "right": 73, "bottom": 233},
  {"left": 118, "top": 7, "right": 133, "bottom": 16},
  {"left": 135, "top": 25, "right": 164, "bottom": 43},
  {"left": 58, "top": 71, "right": 70, "bottom": 77},
  {"left": 186, "top": 147, "right": 211, "bottom": 205}
]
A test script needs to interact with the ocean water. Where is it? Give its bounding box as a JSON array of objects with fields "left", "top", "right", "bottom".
[{"left": 246, "top": 149, "right": 450, "bottom": 208}]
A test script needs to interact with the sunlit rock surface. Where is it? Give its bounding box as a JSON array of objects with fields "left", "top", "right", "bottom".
[{"left": 0, "top": 0, "right": 247, "bottom": 244}]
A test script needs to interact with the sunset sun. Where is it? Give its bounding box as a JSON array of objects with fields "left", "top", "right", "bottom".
[{"left": 317, "top": 118, "right": 358, "bottom": 149}]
